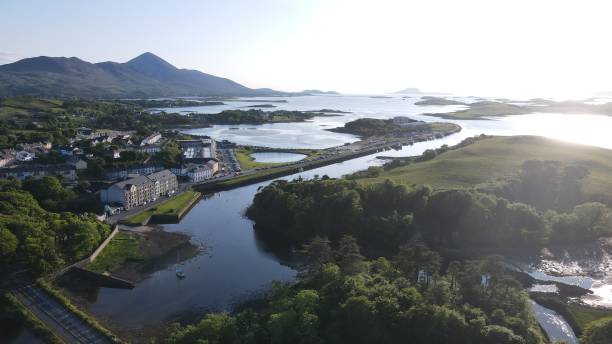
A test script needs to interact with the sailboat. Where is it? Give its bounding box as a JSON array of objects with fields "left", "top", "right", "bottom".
[{"left": 176, "top": 250, "right": 186, "bottom": 279}]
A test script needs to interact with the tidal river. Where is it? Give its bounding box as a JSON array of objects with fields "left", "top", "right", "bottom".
[{"left": 69, "top": 95, "right": 612, "bottom": 341}]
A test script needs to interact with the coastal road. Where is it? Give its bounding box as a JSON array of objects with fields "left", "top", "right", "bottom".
[{"left": 14, "top": 285, "right": 112, "bottom": 344}]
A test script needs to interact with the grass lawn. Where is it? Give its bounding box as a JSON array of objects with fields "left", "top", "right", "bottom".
[
  {"left": 122, "top": 190, "right": 200, "bottom": 225},
  {"left": 359, "top": 136, "right": 612, "bottom": 198},
  {"left": 86, "top": 232, "right": 143, "bottom": 273}
]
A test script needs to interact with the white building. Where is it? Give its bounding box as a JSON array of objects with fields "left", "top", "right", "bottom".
[
  {"left": 100, "top": 170, "right": 178, "bottom": 209},
  {"left": 0, "top": 164, "right": 77, "bottom": 182},
  {"left": 141, "top": 132, "right": 162, "bottom": 146},
  {"left": 15, "top": 151, "right": 35, "bottom": 162},
  {"left": 172, "top": 160, "right": 219, "bottom": 183}
]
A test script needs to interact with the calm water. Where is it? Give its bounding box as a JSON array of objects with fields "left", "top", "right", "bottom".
[
  {"left": 71, "top": 95, "right": 612, "bottom": 340},
  {"left": 531, "top": 302, "right": 577, "bottom": 344},
  {"left": 250, "top": 152, "right": 306, "bottom": 163}
]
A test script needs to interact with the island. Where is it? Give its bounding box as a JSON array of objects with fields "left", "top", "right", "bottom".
[
  {"left": 328, "top": 117, "right": 461, "bottom": 138},
  {"left": 418, "top": 97, "right": 612, "bottom": 120},
  {"left": 241, "top": 104, "right": 277, "bottom": 108},
  {"left": 121, "top": 98, "right": 225, "bottom": 108},
  {"left": 193, "top": 109, "right": 331, "bottom": 125},
  {"left": 414, "top": 96, "right": 466, "bottom": 106},
  {"left": 393, "top": 87, "right": 422, "bottom": 94}
]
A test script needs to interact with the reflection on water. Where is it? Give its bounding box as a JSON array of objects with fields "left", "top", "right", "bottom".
[
  {"left": 175, "top": 95, "right": 612, "bottom": 150},
  {"left": 529, "top": 284, "right": 559, "bottom": 293},
  {"left": 250, "top": 152, "right": 307, "bottom": 163},
  {"left": 531, "top": 302, "right": 578, "bottom": 344}
]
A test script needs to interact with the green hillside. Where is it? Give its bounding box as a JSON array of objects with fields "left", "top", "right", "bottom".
[{"left": 360, "top": 136, "right": 612, "bottom": 197}]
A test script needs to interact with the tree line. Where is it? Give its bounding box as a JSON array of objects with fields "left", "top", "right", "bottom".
[
  {"left": 0, "top": 177, "right": 110, "bottom": 274},
  {"left": 246, "top": 161, "right": 612, "bottom": 254},
  {"left": 164, "top": 237, "right": 544, "bottom": 344}
]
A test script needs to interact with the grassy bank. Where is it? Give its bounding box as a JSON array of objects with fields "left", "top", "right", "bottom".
[
  {"left": 234, "top": 147, "right": 318, "bottom": 170},
  {"left": 122, "top": 190, "right": 201, "bottom": 225},
  {"left": 531, "top": 293, "right": 612, "bottom": 336},
  {"left": 234, "top": 147, "right": 284, "bottom": 170},
  {"left": 87, "top": 231, "right": 144, "bottom": 273},
  {"left": 0, "top": 292, "right": 63, "bottom": 344},
  {"left": 37, "top": 279, "right": 124, "bottom": 343},
  {"left": 359, "top": 136, "right": 612, "bottom": 198},
  {"left": 424, "top": 101, "right": 529, "bottom": 120}
]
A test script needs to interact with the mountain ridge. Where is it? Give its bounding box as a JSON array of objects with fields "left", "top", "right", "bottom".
[{"left": 0, "top": 52, "right": 283, "bottom": 99}]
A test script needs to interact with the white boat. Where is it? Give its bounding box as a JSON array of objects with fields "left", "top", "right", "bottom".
[{"left": 176, "top": 268, "right": 186, "bottom": 279}]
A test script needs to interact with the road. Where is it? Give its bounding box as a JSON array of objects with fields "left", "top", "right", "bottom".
[{"left": 14, "top": 285, "right": 112, "bottom": 344}]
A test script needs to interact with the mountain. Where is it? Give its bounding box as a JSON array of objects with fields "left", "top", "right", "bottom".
[
  {"left": 0, "top": 52, "right": 283, "bottom": 99},
  {"left": 393, "top": 87, "right": 422, "bottom": 94}
]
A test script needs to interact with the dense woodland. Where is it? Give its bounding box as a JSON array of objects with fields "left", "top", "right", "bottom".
[
  {"left": 200, "top": 109, "right": 317, "bottom": 124},
  {"left": 164, "top": 238, "right": 544, "bottom": 344},
  {"left": 0, "top": 177, "right": 109, "bottom": 274},
  {"left": 246, "top": 160, "right": 612, "bottom": 254}
]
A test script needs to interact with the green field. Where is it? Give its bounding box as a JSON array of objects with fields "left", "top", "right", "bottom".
[
  {"left": 425, "top": 101, "right": 529, "bottom": 120},
  {"left": 359, "top": 136, "right": 612, "bottom": 197},
  {"left": 86, "top": 232, "right": 143, "bottom": 273},
  {"left": 122, "top": 190, "right": 200, "bottom": 225}
]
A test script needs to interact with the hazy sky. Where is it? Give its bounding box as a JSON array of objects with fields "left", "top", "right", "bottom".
[{"left": 2, "top": 0, "right": 612, "bottom": 97}]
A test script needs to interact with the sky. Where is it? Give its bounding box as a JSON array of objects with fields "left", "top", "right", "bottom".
[{"left": 2, "top": 0, "right": 612, "bottom": 98}]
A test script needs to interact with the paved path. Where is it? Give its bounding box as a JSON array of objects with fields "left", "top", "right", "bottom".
[{"left": 14, "top": 285, "right": 112, "bottom": 344}]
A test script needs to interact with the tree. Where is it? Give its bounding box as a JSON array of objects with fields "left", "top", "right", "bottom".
[
  {"left": 335, "top": 235, "right": 365, "bottom": 275},
  {"left": 581, "top": 316, "right": 612, "bottom": 344},
  {"left": 394, "top": 244, "right": 441, "bottom": 282},
  {"left": 0, "top": 226, "right": 18, "bottom": 260},
  {"left": 299, "top": 237, "right": 333, "bottom": 280}
]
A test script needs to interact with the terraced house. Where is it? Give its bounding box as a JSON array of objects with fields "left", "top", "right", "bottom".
[{"left": 100, "top": 169, "right": 178, "bottom": 209}]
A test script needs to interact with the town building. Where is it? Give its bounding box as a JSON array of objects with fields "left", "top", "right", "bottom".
[
  {"left": 104, "top": 164, "right": 163, "bottom": 180},
  {"left": 138, "top": 144, "right": 163, "bottom": 154},
  {"left": 0, "top": 150, "right": 16, "bottom": 167},
  {"left": 15, "top": 150, "right": 35, "bottom": 162},
  {"left": 177, "top": 138, "right": 216, "bottom": 161},
  {"left": 77, "top": 127, "right": 94, "bottom": 136},
  {"left": 147, "top": 169, "right": 179, "bottom": 196},
  {"left": 171, "top": 159, "right": 219, "bottom": 183},
  {"left": 0, "top": 164, "right": 77, "bottom": 182},
  {"left": 100, "top": 169, "right": 178, "bottom": 209},
  {"left": 58, "top": 146, "right": 82, "bottom": 156},
  {"left": 65, "top": 156, "right": 88, "bottom": 170},
  {"left": 141, "top": 132, "right": 162, "bottom": 146}
]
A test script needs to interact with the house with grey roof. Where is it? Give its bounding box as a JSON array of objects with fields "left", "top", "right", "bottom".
[{"left": 100, "top": 169, "right": 178, "bottom": 209}]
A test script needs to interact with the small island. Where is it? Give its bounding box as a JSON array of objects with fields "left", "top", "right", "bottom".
[
  {"left": 194, "top": 109, "right": 320, "bottom": 125},
  {"left": 122, "top": 99, "right": 225, "bottom": 108},
  {"left": 414, "top": 96, "right": 466, "bottom": 106},
  {"left": 421, "top": 97, "right": 612, "bottom": 120},
  {"left": 242, "top": 104, "right": 277, "bottom": 108},
  {"left": 328, "top": 117, "right": 461, "bottom": 138}
]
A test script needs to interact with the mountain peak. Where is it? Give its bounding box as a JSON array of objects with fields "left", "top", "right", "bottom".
[{"left": 126, "top": 52, "right": 177, "bottom": 75}]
